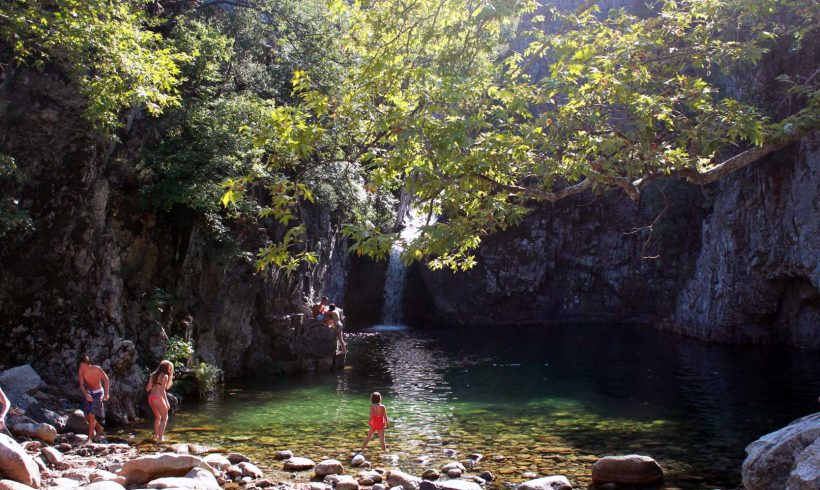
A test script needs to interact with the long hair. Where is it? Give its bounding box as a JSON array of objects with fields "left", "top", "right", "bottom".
[{"left": 151, "top": 360, "right": 174, "bottom": 389}]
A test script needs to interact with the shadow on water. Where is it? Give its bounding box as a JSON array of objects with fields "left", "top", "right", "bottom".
[{"left": 130, "top": 323, "right": 820, "bottom": 490}]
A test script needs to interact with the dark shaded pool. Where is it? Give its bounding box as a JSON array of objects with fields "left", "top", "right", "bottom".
[{"left": 130, "top": 324, "right": 820, "bottom": 489}]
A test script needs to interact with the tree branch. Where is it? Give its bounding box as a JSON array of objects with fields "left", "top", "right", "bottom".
[{"left": 472, "top": 173, "right": 593, "bottom": 203}]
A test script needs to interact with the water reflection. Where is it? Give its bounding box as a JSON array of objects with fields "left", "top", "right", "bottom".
[{"left": 130, "top": 324, "right": 820, "bottom": 489}]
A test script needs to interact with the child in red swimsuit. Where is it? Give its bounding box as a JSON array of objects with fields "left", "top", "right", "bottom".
[{"left": 360, "top": 392, "right": 389, "bottom": 451}]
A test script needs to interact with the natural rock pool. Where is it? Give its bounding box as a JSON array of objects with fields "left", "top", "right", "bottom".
[{"left": 126, "top": 324, "right": 820, "bottom": 489}]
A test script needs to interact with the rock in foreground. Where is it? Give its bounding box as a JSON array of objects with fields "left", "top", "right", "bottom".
[
  {"left": 592, "top": 455, "right": 663, "bottom": 485},
  {"left": 283, "top": 457, "right": 316, "bottom": 471},
  {"left": 0, "top": 433, "right": 41, "bottom": 488},
  {"left": 315, "top": 460, "right": 345, "bottom": 478},
  {"left": 743, "top": 412, "right": 820, "bottom": 490},
  {"left": 517, "top": 475, "right": 572, "bottom": 490},
  {"left": 120, "top": 454, "right": 213, "bottom": 485}
]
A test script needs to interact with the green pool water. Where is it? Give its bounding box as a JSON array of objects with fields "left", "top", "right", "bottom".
[{"left": 126, "top": 324, "right": 820, "bottom": 489}]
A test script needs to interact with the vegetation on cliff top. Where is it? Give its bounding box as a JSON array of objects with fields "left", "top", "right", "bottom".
[{"left": 1, "top": 0, "right": 817, "bottom": 270}]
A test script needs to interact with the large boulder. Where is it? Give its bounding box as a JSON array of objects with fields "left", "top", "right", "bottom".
[
  {"left": 315, "top": 460, "right": 345, "bottom": 478},
  {"left": 386, "top": 470, "right": 422, "bottom": 490},
  {"left": 120, "top": 454, "right": 214, "bottom": 485},
  {"left": 0, "top": 365, "right": 45, "bottom": 395},
  {"left": 591, "top": 455, "right": 663, "bottom": 485},
  {"left": 10, "top": 423, "right": 57, "bottom": 444},
  {"left": 786, "top": 438, "right": 820, "bottom": 490},
  {"left": 517, "top": 476, "right": 572, "bottom": 490},
  {"left": 25, "top": 406, "right": 66, "bottom": 432},
  {"left": 0, "top": 433, "right": 41, "bottom": 488},
  {"left": 742, "top": 412, "right": 820, "bottom": 490}
]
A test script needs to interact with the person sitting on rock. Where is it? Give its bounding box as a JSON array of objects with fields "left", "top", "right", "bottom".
[
  {"left": 311, "top": 296, "right": 330, "bottom": 321},
  {"left": 0, "top": 386, "right": 9, "bottom": 433},
  {"left": 77, "top": 355, "right": 110, "bottom": 443}
]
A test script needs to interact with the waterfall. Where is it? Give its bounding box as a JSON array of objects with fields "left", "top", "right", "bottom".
[
  {"left": 381, "top": 244, "right": 408, "bottom": 325},
  {"left": 380, "top": 209, "right": 424, "bottom": 326}
]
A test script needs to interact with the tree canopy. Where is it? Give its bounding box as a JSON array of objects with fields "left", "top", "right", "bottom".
[{"left": 2, "top": 0, "right": 817, "bottom": 270}]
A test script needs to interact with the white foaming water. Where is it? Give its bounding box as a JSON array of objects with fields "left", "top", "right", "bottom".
[{"left": 380, "top": 209, "right": 425, "bottom": 326}]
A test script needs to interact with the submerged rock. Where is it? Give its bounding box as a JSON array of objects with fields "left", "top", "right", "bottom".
[
  {"left": 743, "top": 412, "right": 820, "bottom": 490},
  {"left": 591, "top": 455, "right": 663, "bottom": 485},
  {"left": 477, "top": 471, "right": 493, "bottom": 482},
  {"left": 226, "top": 453, "right": 251, "bottom": 464},
  {"left": 517, "top": 476, "right": 572, "bottom": 490},
  {"left": 274, "top": 450, "right": 294, "bottom": 461},
  {"left": 421, "top": 469, "right": 439, "bottom": 481},
  {"left": 0, "top": 433, "right": 41, "bottom": 488}
]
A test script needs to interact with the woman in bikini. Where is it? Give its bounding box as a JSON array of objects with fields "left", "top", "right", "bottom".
[
  {"left": 360, "top": 391, "right": 389, "bottom": 451},
  {"left": 146, "top": 360, "right": 174, "bottom": 442}
]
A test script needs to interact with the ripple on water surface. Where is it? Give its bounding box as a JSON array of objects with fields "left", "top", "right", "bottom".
[{"left": 123, "top": 324, "right": 820, "bottom": 490}]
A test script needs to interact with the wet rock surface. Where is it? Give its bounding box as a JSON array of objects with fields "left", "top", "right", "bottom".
[{"left": 742, "top": 412, "right": 820, "bottom": 490}]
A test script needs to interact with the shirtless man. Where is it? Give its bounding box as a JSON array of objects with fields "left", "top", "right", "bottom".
[
  {"left": 77, "top": 355, "right": 110, "bottom": 443},
  {"left": 326, "top": 304, "right": 347, "bottom": 354}
]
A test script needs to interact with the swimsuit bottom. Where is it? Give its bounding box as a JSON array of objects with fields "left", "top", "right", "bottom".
[{"left": 83, "top": 389, "right": 105, "bottom": 420}]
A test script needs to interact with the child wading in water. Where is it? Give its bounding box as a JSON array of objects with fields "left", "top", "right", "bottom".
[{"left": 361, "top": 392, "right": 389, "bottom": 451}]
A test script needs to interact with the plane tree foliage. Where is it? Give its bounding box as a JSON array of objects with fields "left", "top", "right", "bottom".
[{"left": 1, "top": 0, "right": 817, "bottom": 271}]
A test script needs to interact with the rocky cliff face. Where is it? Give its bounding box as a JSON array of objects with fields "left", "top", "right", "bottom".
[
  {"left": 419, "top": 135, "right": 820, "bottom": 349},
  {"left": 0, "top": 66, "right": 343, "bottom": 423},
  {"left": 420, "top": 182, "right": 706, "bottom": 327},
  {"left": 666, "top": 134, "right": 820, "bottom": 347}
]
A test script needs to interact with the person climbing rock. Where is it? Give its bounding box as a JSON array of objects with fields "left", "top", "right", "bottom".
[{"left": 326, "top": 303, "right": 346, "bottom": 354}]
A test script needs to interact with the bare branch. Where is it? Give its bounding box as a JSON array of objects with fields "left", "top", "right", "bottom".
[{"left": 472, "top": 173, "right": 593, "bottom": 203}]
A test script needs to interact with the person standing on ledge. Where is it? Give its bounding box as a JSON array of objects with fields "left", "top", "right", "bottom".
[
  {"left": 326, "top": 303, "right": 346, "bottom": 354},
  {"left": 77, "top": 355, "right": 109, "bottom": 443}
]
